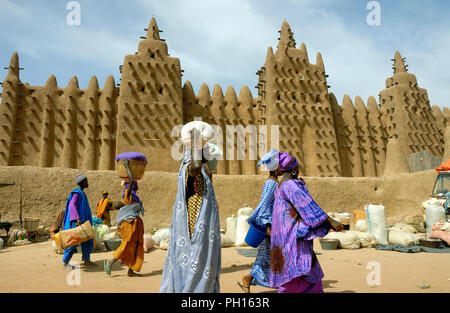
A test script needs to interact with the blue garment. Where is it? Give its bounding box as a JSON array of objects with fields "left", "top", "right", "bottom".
[
  {"left": 92, "top": 217, "right": 103, "bottom": 227},
  {"left": 159, "top": 148, "right": 221, "bottom": 293},
  {"left": 116, "top": 202, "right": 144, "bottom": 225},
  {"left": 62, "top": 188, "right": 93, "bottom": 264},
  {"left": 247, "top": 179, "right": 278, "bottom": 287}
]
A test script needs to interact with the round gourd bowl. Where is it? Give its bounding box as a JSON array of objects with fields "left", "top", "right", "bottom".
[
  {"left": 104, "top": 239, "right": 122, "bottom": 251},
  {"left": 319, "top": 238, "right": 340, "bottom": 250}
]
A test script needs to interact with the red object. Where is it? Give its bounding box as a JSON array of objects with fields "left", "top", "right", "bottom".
[{"left": 435, "top": 159, "right": 450, "bottom": 173}]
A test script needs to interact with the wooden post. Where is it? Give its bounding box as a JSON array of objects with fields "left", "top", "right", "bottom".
[{"left": 19, "top": 181, "right": 23, "bottom": 227}]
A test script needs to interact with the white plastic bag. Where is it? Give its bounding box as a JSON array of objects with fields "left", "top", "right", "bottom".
[
  {"left": 324, "top": 232, "right": 361, "bottom": 249},
  {"left": 425, "top": 204, "right": 446, "bottom": 236},
  {"left": 143, "top": 234, "right": 155, "bottom": 252},
  {"left": 103, "top": 231, "right": 121, "bottom": 241},
  {"left": 181, "top": 121, "right": 215, "bottom": 147},
  {"left": 52, "top": 240, "right": 64, "bottom": 254},
  {"left": 235, "top": 216, "right": 251, "bottom": 247},
  {"left": 348, "top": 231, "right": 375, "bottom": 248},
  {"left": 225, "top": 215, "right": 237, "bottom": 244},
  {"left": 355, "top": 219, "right": 368, "bottom": 232},
  {"left": 237, "top": 207, "right": 253, "bottom": 218},
  {"left": 159, "top": 237, "right": 170, "bottom": 250},
  {"left": 96, "top": 224, "right": 110, "bottom": 239},
  {"left": 153, "top": 228, "right": 171, "bottom": 245},
  {"left": 387, "top": 229, "right": 418, "bottom": 246},
  {"left": 365, "top": 204, "right": 388, "bottom": 245},
  {"left": 388, "top": 223, "right": 417, "bottom": 234}
]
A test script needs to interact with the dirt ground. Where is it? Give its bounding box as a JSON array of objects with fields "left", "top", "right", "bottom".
[{"left": 0, "top": 239, "right": 448, "bottom": 293}]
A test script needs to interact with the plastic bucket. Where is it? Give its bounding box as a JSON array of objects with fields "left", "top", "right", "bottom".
[{"left": 244, "top": 223, "right": 266, "bottom": 248}]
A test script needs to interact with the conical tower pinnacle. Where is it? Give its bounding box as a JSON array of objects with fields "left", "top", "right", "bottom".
[
  {"left": 146, "top": 17, "right": 161, "bottom": 41},
  {"left": 278, "top": 19, "right": 296, "bottom": 49},
  {"left": 392, "top": 51, "right": 408, "bottom": 74}
]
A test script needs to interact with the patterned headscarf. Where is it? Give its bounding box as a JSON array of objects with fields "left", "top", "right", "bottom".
[
  {"left": 278, "top": 152, "right": 299, "bottom": 173},
  {"left": 257, "top": 149, "right": 279, "bottom": 171}
]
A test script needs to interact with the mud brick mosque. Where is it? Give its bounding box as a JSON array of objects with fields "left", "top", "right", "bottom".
[{"left": 0, "top": 18, "right": 448, "bottom": 177}]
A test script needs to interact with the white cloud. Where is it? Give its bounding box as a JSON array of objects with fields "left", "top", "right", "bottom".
[{"left": 0, "top": 0, "right": 448, "bottom": 108}]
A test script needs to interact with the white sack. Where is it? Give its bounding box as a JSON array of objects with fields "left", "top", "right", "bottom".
[
  {"left": 365, "top": 204, "right": 388, "bottom": 245},
  {"left": 388, "top": 229, "right": 418, "bottom": 246},
  {"left": 235, "top": 215, "right": 251, "bottom": 247},
  {"left": 324, "top": 232, "right": 361, "bottom": 249},
  {"left": 355, "top": 219, "right": 369, "bottom": 232},
  {"left": 181, "top": 121, "right": 215, "bottom": 147},
  {"left": 225, "top": 215, "right": 237, "bottom": 243},
  {"left": 221, "top": 234, "right": 235, "bottom": 248},
  {"left": 153, "top": 228, "right": 171, "bottom": 245},
  {"left": 143, "top": 234, "right": 155, "bottom": 252},
  {"left": 237, "top": 207, "right": 253, "bottom": 218}
]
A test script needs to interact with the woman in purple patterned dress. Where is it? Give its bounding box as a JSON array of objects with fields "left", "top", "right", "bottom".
[{"left": 269, "top": 152, "right": 343, "bottom": 293}]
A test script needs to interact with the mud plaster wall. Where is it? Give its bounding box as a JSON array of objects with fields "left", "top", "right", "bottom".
[{"left": 0, "top": 166, "right": 436, "bottom": 233}]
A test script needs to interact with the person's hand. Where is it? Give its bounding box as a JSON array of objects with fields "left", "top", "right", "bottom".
[
  {"left": 266, "top": 225, "right": 271, "bottom": 237},
  {"left": 76, "top": 219, "right": 82, "bottom": 226},
  {"left": 329, "top": 218, "right": 344, "bottom": 232}
]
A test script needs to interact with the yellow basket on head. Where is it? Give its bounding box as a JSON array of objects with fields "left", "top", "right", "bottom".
[
  {"left": 24, "top": 217, "right": 40, "bottom": 232},
  {"left": 116, "top": 159, "right": 147, "bottom": 180}
]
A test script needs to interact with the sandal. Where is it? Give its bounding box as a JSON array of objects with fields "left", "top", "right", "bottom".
[
  {"left": 237, "top": 281, "right": 250, "bottom": 293},
  {"left": 104, "top": 260, "right": 111, "bottom": 276}
]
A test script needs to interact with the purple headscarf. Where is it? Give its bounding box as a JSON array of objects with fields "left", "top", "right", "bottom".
[
  {"left": 278, "top": 152, "right": 299, "bottom": 173},
  {"left": 122, "top": 181, "right": 140, "bottom": 203}
]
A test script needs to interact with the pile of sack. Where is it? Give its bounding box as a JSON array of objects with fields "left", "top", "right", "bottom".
[
  {"left": 324, "top": 204, "right": 433, "bottom": 249},
  {"left": 221, "top": 207, "right": 254, "bottom": 248},
  {"left": 7, "top": 228, "right": 31, "bottom": 247},
  {"left": 152, "top": 228, "right": 171, "bottom": 250}
]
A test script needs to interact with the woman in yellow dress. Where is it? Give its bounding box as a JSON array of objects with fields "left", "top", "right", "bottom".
[{"left": 104, "top": 160, "right": 145, "bottom": 277}]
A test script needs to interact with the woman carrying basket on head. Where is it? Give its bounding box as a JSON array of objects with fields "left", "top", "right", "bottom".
[{"left": 104, "top": 153, "right": 146, "bottom": 277}]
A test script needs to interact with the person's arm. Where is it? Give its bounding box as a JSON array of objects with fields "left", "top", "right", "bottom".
[
  {"left": 123, "top": 159, "right": 134, "bottom": 202},
  {"left": 283, "top": 181, "right": 331, "bottom": 239},
  {"left": 69, "top": 193, "right": 81, "bottom": 225},
  {"left": 188, "top": 129, "right": 203, "bottom": 177},
  {"left": 327, "top": 217, "right": 344, "bottom": 232}
]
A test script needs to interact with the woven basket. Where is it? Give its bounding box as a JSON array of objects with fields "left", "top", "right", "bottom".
[
  {"left": 116, "top": 159, "right": 147, "bottom": 180},
  {"left": 24, "top": 217, "right": 40, "bottom": 232}
]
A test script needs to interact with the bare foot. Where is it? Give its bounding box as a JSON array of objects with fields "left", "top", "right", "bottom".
[{"left": 237, "top": 274, "right": 252, "bottom": 293}]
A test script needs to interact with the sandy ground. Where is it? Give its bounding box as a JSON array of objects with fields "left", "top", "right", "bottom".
[{"left": 0, "top": 239, "right": 448, "bottom": 293}]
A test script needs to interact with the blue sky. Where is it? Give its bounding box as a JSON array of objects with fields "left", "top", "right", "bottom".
[{"left": 1, "top": 0, "right": 449, "bottom": 108}]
